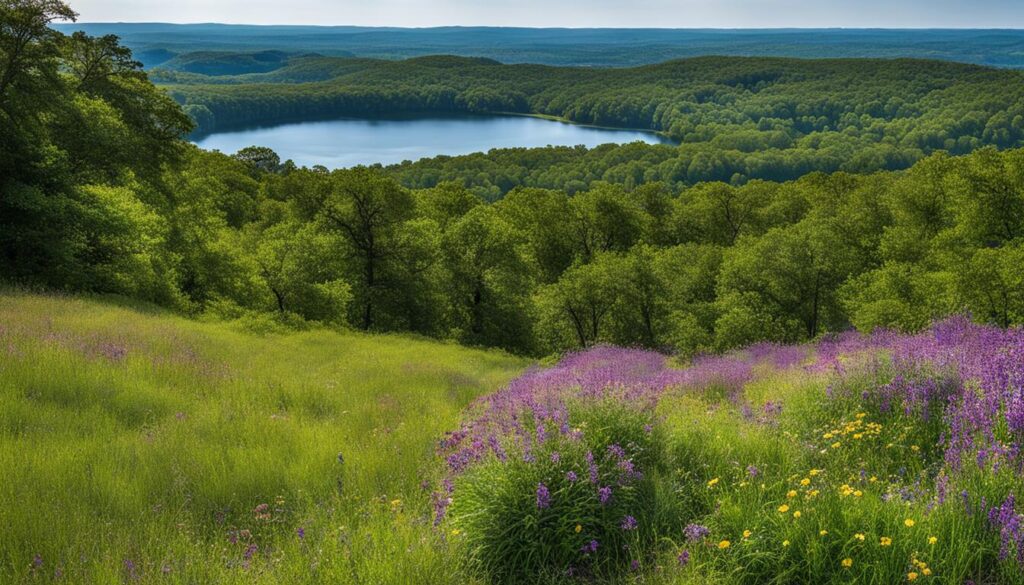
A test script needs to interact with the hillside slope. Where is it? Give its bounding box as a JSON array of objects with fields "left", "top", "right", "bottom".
[{"left": 0, "top": 292, "right": 526, "bottom": 583}]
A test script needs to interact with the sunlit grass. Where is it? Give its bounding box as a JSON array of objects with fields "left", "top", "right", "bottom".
[{"left": 0, "top": 291, "right": 526, "bottom": 583}]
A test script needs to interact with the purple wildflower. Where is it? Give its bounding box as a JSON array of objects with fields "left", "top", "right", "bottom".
[
  {"left": 621, "top": 515, "right": 638, "bottom": 530},
  {"left": 566, "top": 470, "right": 578, "bottom": 482},
  {"left": 684, "top": 523, "right": 710, "bottom": 542},
  {"left": 677, "top": 549, "right": 690, "bottom": 567},
  {"left": 536, "top": 483, "right": 551, "bottom": 509},
  {"left": 598, "top": 485, "right": 612, "bottom": 505}
]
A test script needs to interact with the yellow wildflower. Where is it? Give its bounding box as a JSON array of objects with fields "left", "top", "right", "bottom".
[
  {"left": 842, "top": 558, "right": 853, "bottom": 568},
  {"left": 911, "top": 445, "right": 920, "bottom": 452},
  {"left": 832, "top": 442, "right": 842, "bottom": 449},
  {"left": 743, "top": 530, "right": 752, "bottom": 538},
  {"left": 707, "top": 477, "right": 720, "bottom": 487},
  {"left": 820, "top": 530, "right": 828, "bottom": 536},
  {"left": 782, "top": 540, "right": 790, "bottom": 547},
  {"left": 787, "top": 490, "right": 798, "bottom": 498},
  {"left": 853, "top": 490, "right": 863, "bottom": 497},
  {"left": 922, "top": 568, "right": 932, "bottom": 576},
  {"left": 575, "top": 524, "right": 582, "bottom": 533},
  {"left": 809, "top": 469, "right": 821, "bottom": 476},
  {"left": 880, "top": 536, "right": 892, "bottom": 546},
  {"left": 904, "top": 519, "right": 916, "bottom": 527},
  {"left": 854, "top": 533, "right": 865, "bottom": 541},
  {"left": 778, "top": 504, "right": 790, "bottom": 513},
  {"left": 800, "top": 478, "right": 811, "bottom": 486},
  {"left": 793, "top": 511, "right": 802, "bottom": 519},
  {"left": 928, "top": 536, "right": 937, "bottom": 545},
  {"left": 908, "top": 572, "right": 918, "bottom": 581},
  {"left": 718, "top": 540, "right": 731, "bottom": 549},
  {"left": 451, "top": 529, "right": 461, "bottom": 536}
]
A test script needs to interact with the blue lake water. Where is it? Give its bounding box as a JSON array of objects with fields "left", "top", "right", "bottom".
[{"left": 193, "top": 114, "right": 673, "bottom": 168}]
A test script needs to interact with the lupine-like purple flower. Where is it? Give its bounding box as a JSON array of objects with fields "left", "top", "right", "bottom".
[
  {"left": 746, "top": 464, "right": 760, "bottom": 477},
  {"left": 684, "top": 523, "right": 710, "bottom": 542},
  {"left": 598, "top": 486, "right": 612, "bottom": 505},
  {"left": 536, "top": 483, "right": 551, "bottom": 509},
  {"left": 297, "top": 527, "right": 305, "bottom": 539},
  {"left": 621, "top": 515, "right": 638, "bottom": 530},
  {"left": 550, "top": 451, "right": 561, "bottom": 464},
  {"left": 566, "top": 470, "right": 578, "bottom": 482},
  {"left": 580, "top": 539, "right": 599, "bottom": 554},
  {"left": 677, "top": 549, "right": 690, "bottom": 567}
]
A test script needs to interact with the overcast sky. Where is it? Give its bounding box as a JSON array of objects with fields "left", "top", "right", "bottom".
[{"left": 69, "top": 0, "right": 1024, "bottom": 28}]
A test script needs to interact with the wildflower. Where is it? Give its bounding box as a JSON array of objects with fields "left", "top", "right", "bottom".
[
  {"left": 854, "top": 533, "right": 865, "bottom": 541},
  {"left": 390, "top": 499, "right": 402, "bottom": 508},
  {"left": 684, "top": 524, "right": 710, "bottom": 542},
  {"left": 922, "top": 568, "right": 932, "bottom": 576},
  {"left": 911, "top": 445, "right": 920, "bottom": 452},
  {"left": 842, "top": 558, "right": 853, "bottom": 568},
  {"left": 550, "top": 452, "right": 561, "bottom": 463},
  {"left": 832, "top": 442, "right": 841, "bottom": 449},
  {"left": 782, "top": 540, "right": 790, "bottom": 547},
  {"left": 297, "top": 527, "right": 305, "bottom": 539},
  {"left": 743, "top": 530, "right": 752, "bottom": 538},
  {"left": 707, "top": 477, "right": 720, "bottom": 487},
  {"left": 853, "top": 490, "right": 863, "bottom": 497},
  {"left": 566, "top": 471, "right": 578, "bottom": 482},
  {"left": 869, "top": 476, "right": 878, "bottom": 483},
  {"left": 718, "top": 540, "right": 731, "bottom": 549},
  {"left": 880, "top": 537, "right": 892, "bottom": 546},
  {"left": 451, "top": 528, "right": 461, "bottom": 536},
  {"left": 787, "top": 490, "right": 797, "bottom": 498},
  {"left": 536, "top": 483, "right": 551, "bottom": 509},
  {"left": 621, "top": 516, "right": 638, "bottom": 531},
  {"left": 800, "top": 478, "right": 811, "bottom": 486},
  {"left": 809, "top": 469, "right": 822, "bottom": 476},
  {"left": 575, "top": 524, "right": 582, "bottom": 533},
  {"left": 907, "top": 572, "right": 918, "bottom": 581},
  {"left": 581, "top": 540, "right": 599, "bottom": 554},
  {"left": 746, "top": 464, "right": 760, "bottom": 477},
  {"left": 820, "top": 530, "right": 828, "bottom": 536},
  {"left": 793, "top": 511, "right": 802, "bottom": 518},
  {"left": 904, "top": 519, "right": 915, "bottom": 527},
  {"left": 928, "top": 536, "right": 937, "bottom": 545},
  {"left": 597, "top": 486, "right": 612, "bottom": 505},
  {"left": 677, "top": 549, "right": 690, "bottom": 567},
  {"left": 778, "top": 504, "right": 790, "bottom": 513}
]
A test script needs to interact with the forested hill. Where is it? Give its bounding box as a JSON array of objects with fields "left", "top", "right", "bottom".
[
  {"left": 159, "top": 55, "right": 1024, "bottom": 198},
  {"left": 52, "top": 24, "right": 1024, "bottom": 68}
]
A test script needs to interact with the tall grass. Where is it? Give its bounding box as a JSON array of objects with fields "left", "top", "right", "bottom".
[{"left": 0, "top": 291, "right": 526, "bottom": 584}]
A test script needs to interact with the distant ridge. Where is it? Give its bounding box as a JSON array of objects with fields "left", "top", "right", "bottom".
[{"left": 52, "top": 24, "right": 1024, "bottom": 68}]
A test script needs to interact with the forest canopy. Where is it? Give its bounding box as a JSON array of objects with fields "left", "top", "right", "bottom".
[{"left": 4, "top": 0, "right": 1024, "bottom": 358}]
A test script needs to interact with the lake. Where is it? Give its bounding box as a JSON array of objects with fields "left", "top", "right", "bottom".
[{"left": 193, "top": 114, "right": 673, "bottom": 168}]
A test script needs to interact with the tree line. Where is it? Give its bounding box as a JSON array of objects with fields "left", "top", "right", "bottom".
[{"left": 3, "top": 0, "right": 1023, "bottom": 357}]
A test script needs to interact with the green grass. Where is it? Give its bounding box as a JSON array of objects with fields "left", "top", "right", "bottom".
[
  {"left": 4, "top": 292, "right": 1021, "bottom": 584},
  {"left": 0, "top": 291, "right": 527, "bottom": 584}
]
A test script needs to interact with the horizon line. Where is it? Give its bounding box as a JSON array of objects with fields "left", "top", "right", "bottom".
[{"left": 58, "top": 22, "right": 1024, "bottom": 32}]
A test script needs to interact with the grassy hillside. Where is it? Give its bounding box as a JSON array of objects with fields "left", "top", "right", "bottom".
[
  {"left": 4, "top": 293, "right": 1024, "bottom": 583},
  {"left": 0, "top": 292, "right": 526, "bottom": 583}
]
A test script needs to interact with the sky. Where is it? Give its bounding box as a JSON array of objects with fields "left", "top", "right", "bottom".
[{"left": 70, "top": 0, "right": 1024, "bottom": 28}]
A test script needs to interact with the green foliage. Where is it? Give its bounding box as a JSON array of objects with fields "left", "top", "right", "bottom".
[{"left": 448, "top": 400, "right": 679, "bottom": 582}]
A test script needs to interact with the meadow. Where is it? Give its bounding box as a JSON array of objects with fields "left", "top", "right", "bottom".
[
  {"left": 5, "top": 290, "right": 1024, "bottom": 583},
  {"left": 0, "top": 291, "right": 526, "bottom": 583}
]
